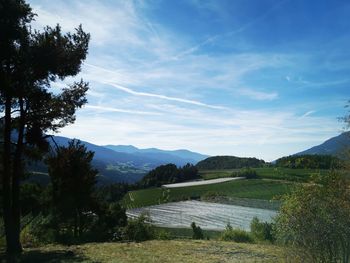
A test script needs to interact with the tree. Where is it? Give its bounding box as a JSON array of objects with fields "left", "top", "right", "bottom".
[
  {"left": 0, "top": 0, "right": 89, "bottom": 254},
  {"left": 47, "top": 140, "right": 97, "bottom": 238},
  {"left": 191, "top": 222, "right": 204, "bottom": 240},
  {"left": 274, "top": 173, "right": 350, "bottom": 262},
  {"left": 140, "top": 163, "right": 199, "bottom": 188}
]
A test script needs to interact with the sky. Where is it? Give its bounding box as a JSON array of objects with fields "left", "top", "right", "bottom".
[{"left": 28, "top": 0, "right": 350, "bottom": 161}]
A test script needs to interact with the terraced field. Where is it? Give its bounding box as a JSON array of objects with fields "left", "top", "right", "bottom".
[{"left": 122, "top": 179, "right": 294, "bottom": 209}]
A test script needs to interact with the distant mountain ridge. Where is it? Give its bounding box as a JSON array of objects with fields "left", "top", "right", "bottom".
[
  {"left": 295, "top": 132, "right": 350, "bottom": 158},
  {"left": 104, "top": 145, "right": 209, "bottom": 165},
  {"left": 29, "top": 135, "right": 209, "bottom": 184}
]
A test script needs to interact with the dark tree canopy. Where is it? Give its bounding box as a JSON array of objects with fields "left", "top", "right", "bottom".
[
  {"left": 275, "top": 154, "right": 342, "bottom": 169},
  {"left": 0, "top": 0, "right": 90, "bottom": 254},
  {"left": 196, "top": 156, "right": 265, "bottom": 170},
  {"left": 140, "top": 163, "right": 199, "bottom": 188},
  {"left": 47, "top": 140, "right": 98, "bottom": 238}
]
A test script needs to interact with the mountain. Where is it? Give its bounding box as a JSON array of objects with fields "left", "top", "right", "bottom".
[
  {"left": 104, "top": 145, "right": 209, "bottom": 165},
  {"left": 295, "top": 132, "right": 350, "bottom": 158},
  {"left": 196, "top": 156, "right": 265, "bottom": 170},
  {"left": 29, "top": 136, "right": 208, "bottom": 184}
]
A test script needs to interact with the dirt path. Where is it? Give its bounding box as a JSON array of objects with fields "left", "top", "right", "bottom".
[{"left": 162, "top": 177, "right": 245, "bottom": 188}]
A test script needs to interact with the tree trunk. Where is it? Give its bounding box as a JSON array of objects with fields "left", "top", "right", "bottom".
[
  {"left": 2, "top": 96, "right": 21, "bottom": 254},
  {"left": 11, "top": 98, "right": 25, "bottom": 253}
]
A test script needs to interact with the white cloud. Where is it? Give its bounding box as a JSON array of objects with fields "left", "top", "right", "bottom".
[
  {"left": 237, "top": 88, "right": 278, "bottom": 101},
  {"left": 102, "top": 82, "right": 227, "bottom": 110},
  {"left": 85, "top": 105, "right": 162, "bottom": 116}
]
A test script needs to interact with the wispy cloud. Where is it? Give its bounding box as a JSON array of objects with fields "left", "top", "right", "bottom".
[
  {"left": 237, "top": 88, "right": 278, "bottom": 101},
  {"left": 103, "top": 82, "right": 227, "bottom": 110},
  {"left": 85, "top": 105, "right": 162, "bottom": 116},
  {"left": 301, "top": 110, "right": 316, "bottom": 118}
]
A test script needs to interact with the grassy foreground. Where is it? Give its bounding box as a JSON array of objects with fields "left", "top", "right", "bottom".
[{"left": 1, "top": 240, "right": 297, "bottom": 263}]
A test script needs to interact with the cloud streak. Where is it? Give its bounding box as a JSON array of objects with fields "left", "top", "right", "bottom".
[
  {"left": 85, "top": 105, "right": 162, "bottom": 116},
  {"left": 103, "top": 81, "right": 227, "bottom": 110},
  {"left": 238, "top": 88, "right": 278, "bottom": 101}
]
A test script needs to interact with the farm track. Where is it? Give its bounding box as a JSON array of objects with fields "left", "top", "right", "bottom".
[{"left": 162, "top": 177, "right": 244, "bottom": 188}]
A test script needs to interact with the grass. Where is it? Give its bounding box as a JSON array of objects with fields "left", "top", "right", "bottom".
[
  {"left": 0, "top": 240, "right": 294, "bottom": 263},
  {"left": 155, "top": 226, "right": 222, "bottom": 239},
  {"left": 122, "top": 179, "right": 294, "bottom": 209},
  {"left": 200, "top": 167, "right": 330, "bottom": 182}
]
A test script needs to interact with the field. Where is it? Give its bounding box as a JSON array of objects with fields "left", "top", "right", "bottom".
[
  {"left": 122, "top": 179, "right": 294, "bottom": 209},
  {"left": 1, "top": 240, "right": 292, "bottom": 263},
  {"left": 200, "top": 167, "right": 329, "bottom": 182},
  {"left": 127, "top": 200, "right": 276, "bottom": 230}
]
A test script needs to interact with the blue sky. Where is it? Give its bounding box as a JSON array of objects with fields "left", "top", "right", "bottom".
[{"left": 28, "top": 0, "right": 350, "bottom": 161}]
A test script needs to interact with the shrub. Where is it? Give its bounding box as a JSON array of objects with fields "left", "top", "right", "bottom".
[
  {"left": 274, "top": 173, "right": 350, "bottom": 262},
  {"left": 23, "top": 213, "right": 58, "bottom": 245},
  {"left": 121, "top": 213, "right": 155, "bottom": 242},
  {"left": 156, "top": 229, "right": 171, "bottom": 240},
  {"left": 250, "top": 217, "right": 275, "bottom": 242},
  {"left": 238, "top": 168, "right": 259, "bottom": 179},
  {"left": 220, "top": 224, "right": 253, "bottom": 243},
  {"left": 191, "top": 222, "right": 204, "bottom": 239}
]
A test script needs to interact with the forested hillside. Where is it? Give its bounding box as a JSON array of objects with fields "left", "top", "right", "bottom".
[{"left": 196, "top": 156, "right": 265, "bottom": 170}]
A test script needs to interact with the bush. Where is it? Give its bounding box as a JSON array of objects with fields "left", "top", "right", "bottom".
[
  {"left": 156, "top": 229, "right": 171, "bottom": 240},
  {"left": 121, "top": 213, "right": 155, "bottom": 242},
  {"left": 250, "top": 217, "right": 275, "bottom": 242},
  {"left": 220, "top": 224, "right": 253, "bottom": 243},
  {"left": 23, "top": 213, "right": 58, "bottom": 245},
  {"left": 274, "top": 173, "right": 350, "bottom": 262},
  {"left": 191, "top": 222, "right": 204, "bottom": 239},
  {"left": 237, "top": 168, "right": 259, "bottom": 179}
]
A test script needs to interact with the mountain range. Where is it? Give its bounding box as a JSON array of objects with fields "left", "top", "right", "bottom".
[
  {"left": 295, "top": 131, "right": 350, "bottom": 158},
  {"left": 31, "top": 135, "right": 209, "bottom": 184},
  {"left": 29, "top": 132, "right": 349, "bottom": 184}
]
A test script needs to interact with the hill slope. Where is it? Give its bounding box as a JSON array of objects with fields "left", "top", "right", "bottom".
[
  {"left": 196, "top": 156, "right": 265, "bottom": 170},
  {"left": 295, "top": 132, "right": 350, "bottom": 157}
]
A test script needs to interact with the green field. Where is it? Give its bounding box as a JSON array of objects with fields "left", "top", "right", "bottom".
[
  {"left": 200, "top": 167, "right": 329, "bottom": 182},
  {"left": 122, "top": 179, "right": 294, "bottom": 209},
  {"left": 1, "top": 240, "right": 293, "bottom": 263}
]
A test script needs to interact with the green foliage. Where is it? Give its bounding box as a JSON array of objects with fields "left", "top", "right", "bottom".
[
  {"left": 88, "top": 202, "right": 127, "bottom": 242},
  {"left": 274, "top": 172, "right": 350, "bottom": 262},
  {"left": 21, "top": 213, "right": 58, "bottom": 245},
  {"left": 196, "top": 156, "right": 265, "bottom": 170},
  {"left": 233, "top": 168, "right": 259, "bottom": 179},
  {"left": 191, "top": 222, "right": 204, "bottom": 240},
  {"left": 250, "top": 217, "right": 275, "bottom": 242},
  {"left": 94, "top": 183, "right": 130, "bottom": 203},
  {"left": 220, "top": 224, "right": 253, "bottom": 243},
  {"left": 275, "top": 154, "right": 342, "bottom": 169},
  {"left": 20, "top": 183, "right": 50, "bottom": 215},
  {"left": 140, "top": 163, "right": 199, "bottom": 188},
  {"left": 156, "top": 229, "right": 172, "bottom": 240},
  {"left": 1, "top": 0, "right": 90, "bottom": 253},
  {"left": 47, "top": 140, "right": 98, "bottom": 238},
  {"left": 120, "top": 213, "right": 156, "bottom": 242}
]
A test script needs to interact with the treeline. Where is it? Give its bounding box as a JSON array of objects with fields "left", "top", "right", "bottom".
[
  {"left": 275, "top": 154, "right": 342, "bottom": 169},
  {"left": 140, "top": 163, "right": 199, "bottom": 187},
  {"left": 196, "top": 156, "right": 265, "bottom": 170}
]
